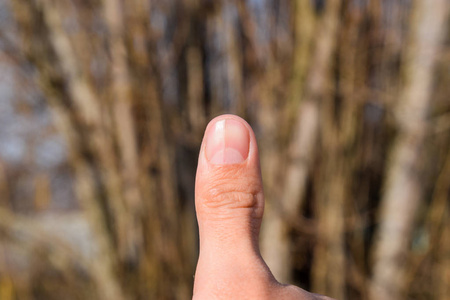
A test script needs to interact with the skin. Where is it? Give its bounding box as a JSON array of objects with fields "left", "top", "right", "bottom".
[{"left": 193, "top": 114, "right": 334, "bottom": 300}]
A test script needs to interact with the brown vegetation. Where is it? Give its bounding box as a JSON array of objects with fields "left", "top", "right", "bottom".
[{"left": 0, "top": 0, "right": 449, "bottom": 299}]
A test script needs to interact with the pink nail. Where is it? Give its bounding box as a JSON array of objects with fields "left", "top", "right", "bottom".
[{"left": 205, "top": 118, "right": 250, "bottom": 164}]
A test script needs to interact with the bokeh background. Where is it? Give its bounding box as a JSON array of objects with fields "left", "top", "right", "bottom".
[{"left": 0, "top": 0, "right": 449, "bottom": 299}]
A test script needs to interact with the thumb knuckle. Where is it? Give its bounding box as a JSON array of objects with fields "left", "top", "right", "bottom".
[{"left": 202, "top": 188, "right": 258, "bottom": 210}]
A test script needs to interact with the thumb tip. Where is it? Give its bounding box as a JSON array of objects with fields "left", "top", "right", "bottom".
[{"left": 195, "top": 113, "right": 263, "bottom": 216}]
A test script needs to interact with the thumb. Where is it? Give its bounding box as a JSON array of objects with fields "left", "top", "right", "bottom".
[
  {"left": 195, "top": 114, "right": 264, "bottom": 255},
  {"left": 194, "top": 114, "right": 275, "bottom": 295}
]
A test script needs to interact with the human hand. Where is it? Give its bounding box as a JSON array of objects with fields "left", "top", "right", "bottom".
[{"left": 193, "top": 115, "right": 334, "bottom": 299}]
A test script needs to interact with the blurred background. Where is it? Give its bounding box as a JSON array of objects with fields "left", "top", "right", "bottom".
[{"left": 0, "top": 0, "right": 449, "bottom": 299}]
